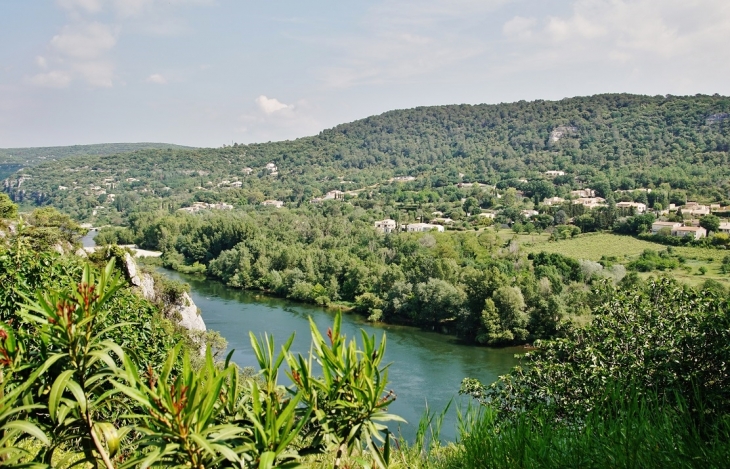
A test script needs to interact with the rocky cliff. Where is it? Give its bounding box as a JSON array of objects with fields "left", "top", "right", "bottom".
[{"left": 122, "top": 252, "right": 207, "bottom": 333}]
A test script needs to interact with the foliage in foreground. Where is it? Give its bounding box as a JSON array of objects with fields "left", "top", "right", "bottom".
[
  {"left": 435, "top": 389, "right": 730, "bottom": 469},
  {"left": 0, "top": 260, "right": 400, "bottom": 468},
  {"left": 462, "top": 278, "right": 730, "bottom": 419}
]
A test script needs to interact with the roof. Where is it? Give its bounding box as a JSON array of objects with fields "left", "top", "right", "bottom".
[{"left": 674, "top": 226, "right": 705, "bottom": 231}]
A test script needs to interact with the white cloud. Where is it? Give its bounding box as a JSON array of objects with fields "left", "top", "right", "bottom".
[
  {"left": 74, "top": 60, "right": 114, "bottom": 87},
  {"left": 30, "top": 70, "right": 72, "bottom": 88},
  {"left": 314, "top": 0, "right": 507, "bottom": 88},
  {"left": 503, "top": 16, "right": 537, "bottom": 41},
  {"left": 255, "top": 95, "right": 289, "bottom": 114},
  {"left": 50, "top": 22, "right": 117, "bottom": 60},
  {"left": 147, "top": 73, "right": 167, "bottom": 84},
  {"left": 56, "top": 0, "right": 103, "bottom": 13},
  {"left": 498, "top": 0, "right": 730, "bottom": 73},
  {"left": 36, "top": 56, "right": 48, "bottom": 69}
]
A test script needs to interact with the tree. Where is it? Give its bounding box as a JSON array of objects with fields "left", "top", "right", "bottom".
[
  {"left": 0, "top": 193, "right": 17, "bottom": 219},
  {"left": 700, "top": 214, "right": 721, "bottom": 234},
  {"left": 412, "top": 278, "right": 466, "bottom": 327},
  {"left": 463, "top": 197, "right": 480, "bottom": 216}
]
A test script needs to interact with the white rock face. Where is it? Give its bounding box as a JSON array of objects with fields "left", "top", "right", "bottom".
[
  {"left": 549, "top": 125, "right": 578, "bottom": 143},
  {"left": 121, "top": 255, "right": 206, "bottom": 334},
  {"left": 124, "top": 252, "right": 142, "bottom": 286},
  {"left": 175, "top": 292, "right": 206, "bottom": 332},
  {"left": 139, "top": 273, "right": 155, "bottom": 302}
]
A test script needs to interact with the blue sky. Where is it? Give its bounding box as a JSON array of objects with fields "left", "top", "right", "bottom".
[{"left": 1, "top": 0, "right": 729, "bottom": 148}]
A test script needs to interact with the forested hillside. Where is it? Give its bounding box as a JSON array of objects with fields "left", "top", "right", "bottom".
[
  {"left": 4, "top": 94, "right": 730, "bottom": 222},
  {"left": 0, "top": 142, "right": 194, "bottom": 179}
]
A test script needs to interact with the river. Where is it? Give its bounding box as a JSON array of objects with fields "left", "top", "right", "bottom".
[{"left": 160, "top": 268, "right": 521, "bottom": 442}]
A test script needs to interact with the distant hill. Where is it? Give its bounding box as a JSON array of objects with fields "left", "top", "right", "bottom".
[
  {"left": 0, "top": 143, "right": 195, "bottom": 179},
  {"left": 4, "top": 93, "right": 730, "bottom": 221}
]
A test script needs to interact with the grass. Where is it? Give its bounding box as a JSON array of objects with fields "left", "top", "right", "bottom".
[{"left": 510, "top": 230, "right": 730, "bottom": 288}]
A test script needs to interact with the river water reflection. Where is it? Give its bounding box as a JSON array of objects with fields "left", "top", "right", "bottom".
[{"left": 159, "top": 268, "right": 520, "bottom": 442}]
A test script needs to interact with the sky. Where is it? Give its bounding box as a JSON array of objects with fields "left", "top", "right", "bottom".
[{"left": 1, "top": 0, "right": 730, "bottom": 148}]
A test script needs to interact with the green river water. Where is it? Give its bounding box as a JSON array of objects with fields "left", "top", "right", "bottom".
[{"left": 159, "top": 268, "right": 520, "bottom": 442}]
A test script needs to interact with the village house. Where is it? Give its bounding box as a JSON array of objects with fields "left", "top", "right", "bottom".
[
  {"left": 542, "top": 196, "right": 565, "bottom": 206},
  {"left": 457, "top": 182, "right": 490, "bottom": 189},
  {"left": 261, "top": 200, "right": 284, "bottom": 208},
  {"left": 478, "top": 212, "right": 496, "bottom": 219},
  {"left": 177, "top": 202, "right": 234, "bottom": 214},
  {"left": 521, "top": 209, "right": 539, "bottom": 218},
  {"left": 431, "top": 217, "right": 454, "bottom": 225},
  {"left": 672, "top": 226, "right": 707, "bottom": 240},
  {"left": 390, "top": 176, "right": 416, "bottom": 182},
  {"left": 681, "top": 202, "right": 710, "bottom": 217},
  {"left": 374, "top": 219, "right": 397, "bottom": 233},
  {"left": 616, "top": 201, "right": 647, "bottom": 213},
  {"left": 405, "top": 223, "right": 444, "bottom": 233},
  {"left": 324, "top": 190, "right": 345, "bottom": 200},
  {"left": 311, "top": 190, "right": 345, "bottom": 203},
  {"left": 230, "top": 181, "right": 243, "bottom": 188},
  {"left": 718, "top": 222, "right": 730, "bottom": 234},
  {"left": 265, "top": 163, "right": 278, "bottom": 172},
  {"left": 652, "top": 221, "right": 682, "bottom": 234},
  {"left": 242, "top": 167, "right": 254, "bottom": 175},
  {"left": 573, "top": 197, "right": 606, "bottom": 209},
  {"left": 545, "top": 170, "right": 565, "bottom": 177},
  {"left": 571, "top": 188, "right": 596, "bottom": 198}
]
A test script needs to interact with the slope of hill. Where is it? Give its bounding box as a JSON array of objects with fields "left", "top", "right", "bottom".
[
  {"left": 0, "top": 142, "right": 195, "bottom": 179},
  {"left": 4, "top": 93, "right": 730, "bottom": 221}
]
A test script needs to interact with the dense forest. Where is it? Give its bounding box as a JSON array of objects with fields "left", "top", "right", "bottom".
[
  {"left": 0, "top": 142, "right": 193, "bottom": 180},
  {"left": 4, "top": 94, "right": 730, "bottom": 222}
]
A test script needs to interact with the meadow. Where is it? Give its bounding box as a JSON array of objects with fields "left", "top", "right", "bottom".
[{"left": 513, "top": 231, "right": 730, "bottom": 287}]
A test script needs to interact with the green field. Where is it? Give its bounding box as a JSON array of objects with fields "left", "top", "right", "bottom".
[{"left": 512, "top": 231, "right": 730, "bottom": 288}]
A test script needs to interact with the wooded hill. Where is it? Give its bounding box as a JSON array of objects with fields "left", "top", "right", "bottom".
[
  {"left": 0, "top": 142, "right": 194, "bottom": 179},
  {"left": 4, "top": 94, "right": 730, "bottom": 221}
]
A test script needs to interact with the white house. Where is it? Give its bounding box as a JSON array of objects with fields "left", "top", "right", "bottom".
[
  {"left": 242, "top": 167, "right": 254, "bottom": 175},
  {"left": 616, "top": 201, "right": 647, "bottom": 213},
  {"left": 718, "top": 222, "right": 730, "bottom": 234},
  {"left": 262, "top": 200, "right": 284, "bottom": 208},
  {"left": 681, "top": 203, "right": 710, "bottom": 217},
  {"left": 406, "top": 223, "right": 444, "bottom": 233},
  {"left": 652, "top": 221, "right": 682, "bottom": 234},
  {"left": 672, "top": 226, "right": 707, "bottom": 240},
  {"left": 545, "top": 170, "right": 565, "bottom": 177},
  {"left": 478, "top": 212, "right": 496, "bottom": 219},
  {"left": 265, "top": 162, "right": 278, "bottom": 172},
  {"left": 324, "top": 190, "right": 345, "bottom": 200},
  {"left": 374, "top": 219, "right": 397, "bottom": 233},
  {"left": 431, "top": 217, "right": 454, "bottom": 224},
  {"left": 573, "top": 197, "right": 606, "bottom": 209},
  {"left": 542, "top": 196, "right": 565, "bottom": 206},
  {"left": 571, "top": 189, "right": 596, "bottom": 198},
  {"left": 521, "top": 210, "right": 539, "bottom": 218}
]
